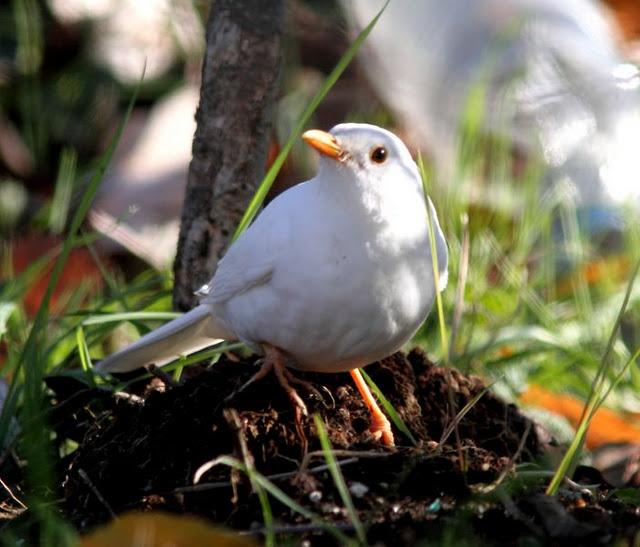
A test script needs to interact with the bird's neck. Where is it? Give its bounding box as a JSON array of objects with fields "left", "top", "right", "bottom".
[{"left": 317, "top": 164, "right": 428, "bottom": 241}]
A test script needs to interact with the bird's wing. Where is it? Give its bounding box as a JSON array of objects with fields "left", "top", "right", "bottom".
[
  {"left": 202, "top": 258, "right": 274, "bottom": 304},
  {"left": 199, "top": 194, "right": 291, "bottom": 304}
]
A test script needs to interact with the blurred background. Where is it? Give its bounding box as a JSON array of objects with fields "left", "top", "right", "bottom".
[
  {"left": 2, "top": 0, "right": 640, "bottom": 272},
  {"left": 3, "top": 0, "right": 640, "bottom": 485}
]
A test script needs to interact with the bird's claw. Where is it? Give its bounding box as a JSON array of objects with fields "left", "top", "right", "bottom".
[
  {"left": 282, "top": 369, "right": 333, "bottom": 409},
  {"left": 369, "top": 410, "right": 395, "bottom": 447}
]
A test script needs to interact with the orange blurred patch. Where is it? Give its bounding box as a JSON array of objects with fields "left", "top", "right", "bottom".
[
  {"left": 604, "top": 0, "right": 640, "bottom": 41},
  {"left": 6, "top": 234, "right": 105, "bottom": 316},
  {"left": 555, "top": 255, "right": 630, "bottom": 298},
  {"left": 497, "top": 346, "right": 515, "bottom": 359},
  {"left": 80, "top": 512, "right": 255, "bottom": 547},
  {"left": 521, "top": 385, "right": 640, "bottom": 449}
]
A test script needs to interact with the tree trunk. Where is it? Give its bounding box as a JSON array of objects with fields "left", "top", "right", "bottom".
[{"left": 173, "top": 0, "right": 285, "bottom": 310}]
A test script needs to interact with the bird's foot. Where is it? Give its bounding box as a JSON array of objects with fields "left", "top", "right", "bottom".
[
  {"left": 226, "top": 344, "right": 314, "bottom": 452},
  {"left": 349, "top": 369, "right": 395, "bottom": 447},
  {"left": 226, "top": 344, "right": 312, "bottom": 424},
  {"left": 262, "top": 344, "right": 311, "bottom": 451},
  {"left": 271, "top": 354, "right": 309, "bottom": 416},
  {"left": 369, "top": 411, "right": 395, "bottom": 447},
  {"left": 280, "top": 367, "right": 332, "bottom": 409}
]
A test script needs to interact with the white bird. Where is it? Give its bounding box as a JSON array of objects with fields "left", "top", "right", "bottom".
[
  {"left": 343, "top": 0, "right": 640, "bottom": 233},
  {"left": 97, "top": 123, "right": 448, "bottom": 446}
]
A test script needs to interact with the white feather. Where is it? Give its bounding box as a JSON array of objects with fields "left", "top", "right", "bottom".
[{"left": 96, "top": 305, "right": 234, "bottom": 373}]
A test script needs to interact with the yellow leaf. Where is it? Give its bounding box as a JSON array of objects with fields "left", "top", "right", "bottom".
[{"left": 81, "top": 512, "right": 256, "bottom": 547}]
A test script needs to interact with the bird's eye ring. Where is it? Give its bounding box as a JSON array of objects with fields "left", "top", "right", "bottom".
[{"left": 370, "top": 146, "right": 387, "bottom": 164}]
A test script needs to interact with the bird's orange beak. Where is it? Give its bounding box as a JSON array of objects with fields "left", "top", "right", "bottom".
[{"left": 302, "top": 129, "right": 343, "bottom": 160}]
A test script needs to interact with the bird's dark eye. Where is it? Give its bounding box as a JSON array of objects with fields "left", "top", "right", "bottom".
[{"left": 370, "top": 146, "right": 387, "bottom": 164}]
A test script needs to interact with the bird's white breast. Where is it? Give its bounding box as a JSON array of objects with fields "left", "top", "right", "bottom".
[{"left": 216, "top": 178, "right": 444, "bottom": 373}]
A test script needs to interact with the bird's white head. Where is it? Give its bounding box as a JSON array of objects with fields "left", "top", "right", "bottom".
[{"left": 302, "top": 123, "right": 423, "bottom": 195}]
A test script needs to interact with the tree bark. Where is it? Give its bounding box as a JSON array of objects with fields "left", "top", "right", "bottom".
[{"left": 173, "top": 0, "right": 285, "bottom": 310}]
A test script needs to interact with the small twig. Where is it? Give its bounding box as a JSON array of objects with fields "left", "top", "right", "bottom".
[
  {"left": 224, "top": 408, "right": 250, "bottom": 504},
  {"left": 175, "top": 458, "right": 362, "bottom": 494},
  {"left": 193, "top": 412, "right": 242, "bottom": 501},
  {"left": 238, "top": 521, "right": 356, "bottom": 536},
  {"left": 225, "top": 408, "right": 276, "bottom": 544},
  {"left": 562, "top": 476, "right": 598, "bottom": 492},
  {"left": 78, "top": 468, "right": 116, "bottom": 519},
  {"left": 0, "top": 475, "right": 26, "bottom": 510},
  {"left": 301, "top": 449, "right": 392, "bottom": 472},
  {"left": 443, "top": 370, "right": 465, "bottom": 471},
  {"left": 438, "top": 382, "right": 491, "bottom": 449}
]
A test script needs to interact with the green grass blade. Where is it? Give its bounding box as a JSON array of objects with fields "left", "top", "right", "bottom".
[
  {"left": 314, "top": 414, "right": 366, "bottom": 544},
  {"left": 13, "top": 0, "right": 47, "bottom": 164},
  {"left": 13, "top": 0, "right": 42, "bottom": 76},
  {"left": 75, "top": 326, "right": 96, "bottom": 387},
  {"left": 0, "top": 303, "right": 18, "bottom": 343},
  {"left": 558, "top": 201, "right": 593, "bottom": 328},
  {"left": 240, "top": 449, "right": 275, "bottom": 547},
  {"left": 114, "top": 343, "right": 244, "bottom": 390},
  {"left": 83, "top": 234, "right": 132, "bottom": 312},
  {"left": 0, "top": 70, "right": 142, "bottom": 527},
  {"left": 598, "top": 345, "right": 640, "bottom": 416},
  {"left": 359, "top": 368, "right": 418, "bottom": 446},
  {"left": 212, "top": 455, "right": 354, "bottom": 545},
  {"left": 81, "top": 311, "right": 182, "bottom": 325},
  {"left": 231, "top": 1, "right": 388, "bottom": 240},
  {"left": 48, "top": 147, "right": 77, "bottom": 234},
  {"left": 546, "top": 255, "right": 640, "bottom": 495},
  {"left": 417, "top": 154, "right": 449, "bottom": 363},
  {"left": 237, "top": 448, "right": 274, "bottom": 547},
  {"left": 486, "top": 233, "right": 557, "bottom": 329}
]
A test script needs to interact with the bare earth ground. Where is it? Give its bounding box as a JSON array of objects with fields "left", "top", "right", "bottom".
[{"left": 34, "top": 350, "right": 640, "bottom": 544}]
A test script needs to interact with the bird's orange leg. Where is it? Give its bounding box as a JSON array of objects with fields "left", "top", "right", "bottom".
[
  {"left": 349, "top": 369, "right": 395, "bottom": 447},
  {"left": 230, "top": 344, "right": 313, "bottom": 450}
]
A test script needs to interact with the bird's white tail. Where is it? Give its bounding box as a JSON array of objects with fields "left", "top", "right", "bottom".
[{"left": 96, "top": 305, "right": 234, "bottom": 373}]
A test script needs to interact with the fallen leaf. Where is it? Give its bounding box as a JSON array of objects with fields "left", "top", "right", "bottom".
[
  {"left": 521, "top": 385, "right": 640, "bottom": 449},
  {"left": 8, "top": 234, "right": 105, "bottom": 316},
  {"left": 80, "top": 512, "right": 256, "bottom": 547}
]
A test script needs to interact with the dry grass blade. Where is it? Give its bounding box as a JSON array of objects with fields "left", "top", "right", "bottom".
[
  {"left": 223, "top": 409, "right": 274, "bottom": 547},
  {"left": 438, "top": 383, "right": 491, "bottom": 448}
]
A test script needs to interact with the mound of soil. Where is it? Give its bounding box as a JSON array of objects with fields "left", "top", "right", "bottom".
[{"left": 50, "top": 349, "right": 639, "bottom": 544}]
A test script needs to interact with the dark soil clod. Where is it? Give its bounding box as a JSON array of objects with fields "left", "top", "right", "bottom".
[{"left": 52, "top": 349, "right": 640, "bottom": 544}]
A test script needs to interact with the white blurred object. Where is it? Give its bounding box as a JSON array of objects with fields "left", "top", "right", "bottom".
[
  {"left": 90, "top": 85, "right": 198, "bottom": 268},
  {"left": 48, "top": 0, "right": 116, "bottom": 21},
  {"left": 49, "top": 0, "right": 203, "bottom": 82},
  {"left": 343, "top": 0, "right": 640, "bottom": 228}
]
